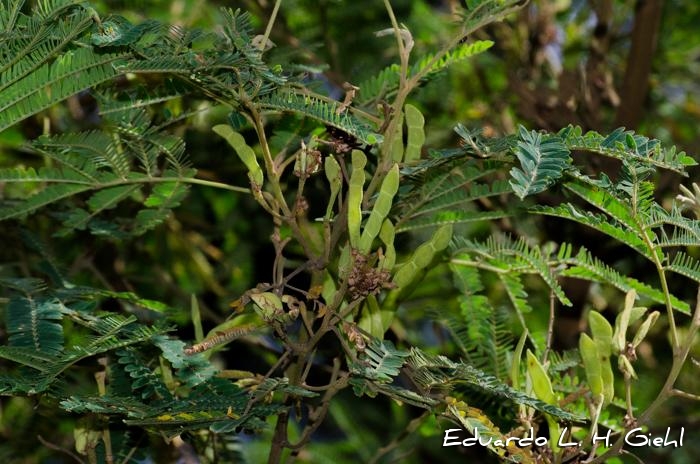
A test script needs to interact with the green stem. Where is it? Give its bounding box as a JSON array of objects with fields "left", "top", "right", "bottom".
[{"left": 638, "top": 226, "right": 678, "bottom": 349}]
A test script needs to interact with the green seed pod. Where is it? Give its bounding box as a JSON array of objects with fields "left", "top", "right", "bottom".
[
  {"left": 404, "top": 104, "right": 425, "bottom": 163},
  {"left": 338, "top": 245, "right": 351, "bottom": 278},
  {"left": 589, "top": 311, "right": 613, "bottom": 357},
  {"left": 359, "top": 164, "right": 400, "bottom": 253},
  {"left": 324, "top": 156, "right": 342, "bottom": 218},
  {"left": 213, "top": 125, "right": 264, "bottom": 186},
  {"left": 618, "top": 354, "right": 637, "bottom": 379},
  {"left": 600, "top": 354, "right": 614, "bottom": 406},
  {"left": 579, "top": 333, "right": 603, "bottom": 398},
  {"left": 347, "top": 150, "right": 367, "bottom": 248},
  {"left": 510, "top": 330, "right": 528, "bottom": 391},
  {"left": 392, "top": 224, "right": 453, "bottom": 288},
  {"left": 526, "top": 350, "right": 555, "bottom": 404},
  {"left": 390, "top": 110, "right": 405, "bottom": 163},
  {"left": 358, "top": 295, "right": 386, "bottom": 338},
  {"left": 379, "top": 219, "right": 396, "bottom": 270},
  {"left": 322, "top": 273, "right": 337, "bottom": 306},
  {"left": 613, "top": 290, "right": 637, "bottom": 353},
  {"left": 632, "top": 310, "right": 659, "bottom": 348},
  {"left": 250, "top": 292, "right": 283, "bottom": 321}
]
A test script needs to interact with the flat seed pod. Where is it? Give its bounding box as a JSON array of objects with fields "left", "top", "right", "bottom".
[
  {"left": 526, "top": 350, "right": 555, "bottom": 404},
  {"left": 404, "top": 104, "right": 425, "bottom": 162},
  {"left": 213, "top": 125, "right": 263, "bottom": 186},
  {"left": 579, "top": 333, "right": 603, "bottom": 399},
  {"left": 347, "top": 150, "right": 367, "bottom": 247},
  {"left": 358, "top": 164, "right": 399, "bottom": 253}
]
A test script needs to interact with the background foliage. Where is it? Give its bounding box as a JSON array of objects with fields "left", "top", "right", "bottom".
[{"left": 0, "top": 0, "right": 699, "bottom": 463}]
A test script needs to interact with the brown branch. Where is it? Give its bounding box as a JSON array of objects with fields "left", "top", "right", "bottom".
[
  {"left": 37, "top": 435, "right": 85, "bottom": 464},
  {"left": 614, "top": 0, "right": 664, "bottom": 129}
]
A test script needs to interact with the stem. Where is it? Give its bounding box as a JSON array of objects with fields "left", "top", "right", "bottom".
[
  {"left": 543, "top": 289, "right": 555, "bottom": 364},
  {"left": 369, "top": 411, "right": 430, "bottom": 464},
  {"left": 638, "top": 226, "right": 679, "bottom": 349},
  {"left": 260, "top": 0, "right": 282, "bottom": 51}
]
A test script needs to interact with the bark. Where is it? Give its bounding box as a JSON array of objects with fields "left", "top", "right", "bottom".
[{"left": 614, "top": 0, "right": 665, "bottom": 129}]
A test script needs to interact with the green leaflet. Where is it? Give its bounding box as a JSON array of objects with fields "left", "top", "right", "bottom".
[
  {"left": 558, "top": 125, "right": 697, "bottom": 175},
  {"left": 0, "top": 47, "right": 127, "bottom": 133},
  {"left": 509, "top": 126, "right": 571, "bottom": 199},
  {"left": 260, "top": 91, "right": 381, "bottom": 145},
  {"left": 6, "top": 296, "right": 64, "bottom": 357}
]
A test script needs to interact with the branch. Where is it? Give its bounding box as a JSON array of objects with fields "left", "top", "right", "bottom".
[{"left": 614, "top": 0, "right": 664, "bottom": 129}]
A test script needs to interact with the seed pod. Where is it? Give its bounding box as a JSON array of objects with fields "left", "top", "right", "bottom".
[
  {"left": 359, "top": 164, "right": 399, "bottom": 253},
  {"left": 589, "top": 311, "right": 613, "bottom": 357},
  {"left": 579, "top": 333, "right": 603, "bottom": 398},
  {"left": 379, "top": 219, "right": 396, "bottom": 270},
  {"left": 347, "top": 150, "right": 366, "bottom": 247},
  {"left": 337, "top": 244, "right": 351, "bottom": 279},
  {"left": 324, "top": 156, "right": 342, "bottom": 218},
  {"left": 390, "top": 110, "right": 405, "bottom": 163},
  {"left": 600, "top": 353, "right": 615, "bottom": 406},
  {"left": 511, "top": 330, "right": 528, "bottom": 391},
  {"left": 618, "top": 354, "right": 638, "bottom": 379},
  {"left": 358, "top": 295, "right": 390, "bottom": 338},
  {"left": 392, "top": 224, "right": 453, "bottom": 288},
  {"left": 213, "top": 125, "right": 264, "bottom": 186},
  {"left": 250, "top": 292, "right": 283, "bottom": 321},
  {"left": 632, "top": 310, "right": 659, "bottom": 348},
  {"left": 404, "top": 104, "right": 425, "bottom": 163},
  {"left": 526, "top": 350, "right": 555, "bottom": 404},
  {"left": 613, "top": 290, "right": 636, "bottom": 353}
]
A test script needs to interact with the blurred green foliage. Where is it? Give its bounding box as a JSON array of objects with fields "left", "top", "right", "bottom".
[{"left": 1, "top": 1, "right": 699, "bottom": 463}]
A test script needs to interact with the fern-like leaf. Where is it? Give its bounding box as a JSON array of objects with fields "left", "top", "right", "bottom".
[
  {"left": 509, "top": 126, "right": 571, "bottom": 199},
  {"left": 350, "top": 338, "right": 409, "bottom": 388},
  {"left": 406, "top": 348, "right": 581, "bottom": 421},
  {"left": 259, "top": 90, "right": 381, "bottom": 145},
  {"left": 558, "top": 125, "right": 696, "bottom": 175},
  {"left": 6, "top": 295, "right": 64, "bottom": 356},
  {"left": 560, "top": 247, "right": 690, "bottom": 314},
  {"left": 0, "top": 47, "right": 127, "bottom": 132}
]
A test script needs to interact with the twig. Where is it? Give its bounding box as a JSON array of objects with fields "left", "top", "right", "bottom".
[
  {"left": 543, "top": 288, "right": 556, "bottom": 364},
  {"left": 37, "top": 435, "right": 85, "bottom": 464},
  {"left": 369, "top": 410, "right": 430, "bottom": 464},
  {"left": 260, "top": 0, "right": 282, "bottom": 52}
]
